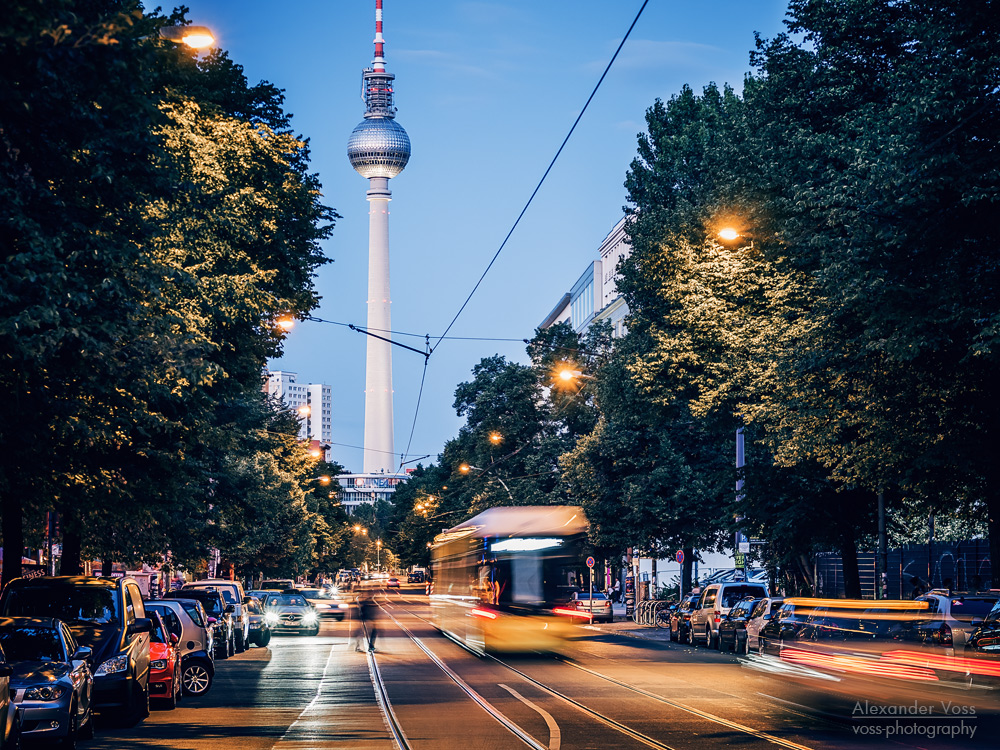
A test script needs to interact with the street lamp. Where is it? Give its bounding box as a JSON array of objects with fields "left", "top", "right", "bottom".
[
  {"left": 489, "top": 432, "right": 503, "bottom": 445},
  {"left": 376, "top": 539, "right": 382, "bottom": 570},
  {"left": 159, "top": 25, "right": 215, "bottom": 49}
]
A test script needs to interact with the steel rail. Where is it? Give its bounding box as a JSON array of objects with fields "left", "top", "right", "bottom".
[
  {"left": 377, "top": 598, "right": 674, "bottom": 750},
  {"left": 386, "top": 597, "right": 819, "bottom": 750}
]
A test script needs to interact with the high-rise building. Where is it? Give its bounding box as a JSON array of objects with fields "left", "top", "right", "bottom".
[
  {"left": 540, "top": 216, "right": 631, "bottom": 338},
  {"left": 347, "top": 0, "right": 410, "bottom": 474},
  {"left": 265, "top": 371, "right": 333, "bottom": 449}
]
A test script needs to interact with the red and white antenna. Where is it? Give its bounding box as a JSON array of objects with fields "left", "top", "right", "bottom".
[{"left": 373, "top": 0, "right": 386, "bottom": 72}]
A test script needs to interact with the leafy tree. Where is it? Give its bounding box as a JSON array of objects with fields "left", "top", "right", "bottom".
[{"left": 0, "top": 1, "right": 335, "bottom": 586}]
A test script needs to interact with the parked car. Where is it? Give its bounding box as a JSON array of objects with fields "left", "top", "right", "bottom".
[
  {"left": 1, "top": 616, "right": 94, "bottom": 744},
  {"left": 147, "top": 612, "right": 182, "bottom": 710},
  {"left": 163, "top": 589, "right": 234, "bottom": 660},
  {"left": 570, "top": 591, "right": 613, "bottom": 623},
  {"left": 965, "top": 598, "right": 1000, "bottom": 687},
  {"left": 259, "top": 580, "right": 295, "bottom": 592},
  {"left": 182, "top": 580, "right": 250, "bottom": 652},
  {"left": 669, "top": 594, "right": 700, "bottom": 643},
  {"left": 244, "top": 598, "right": 271, "bottom": 647},
  {"left": 262, "top": 593, "right": 320, "bottom": 636},
  {"left": 908, "top": 591, "right": 999, "bottom": 648},
  {"left": 0, "top": 644, "right": 20, "bottom": 750},
  {"left": 744, "top": 596, "right": 784, "bottom": 652},
  {"left": 717, "top": 598, "right": 760, "bottom": 653},
  {"left": 690, "top": 582, "right": 769, "bottom": 649},
  {"left": 385, "top": 578, "right": 400, "bottom": 589},
  {"left": 298, "top": 589, "right": 348, "bottom": 621},
  {"left": 0, "top": 576, "right": 152, "bottom": 726},
  {"left": 144, "top": 600, "right": 215, "bottom": 698}
]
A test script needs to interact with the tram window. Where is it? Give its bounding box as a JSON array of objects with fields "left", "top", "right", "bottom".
[{"left": 513, "top": 555, "right": 543, "bottom": 604}]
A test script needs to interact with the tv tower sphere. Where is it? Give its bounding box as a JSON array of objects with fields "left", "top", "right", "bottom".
[{"left": 347, "top": 118, "right": 410, "bottom": 179}]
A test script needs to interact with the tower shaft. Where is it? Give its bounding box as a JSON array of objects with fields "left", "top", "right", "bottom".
[{"left": 363, "top": 177, "right": 394, "bottom": 473}]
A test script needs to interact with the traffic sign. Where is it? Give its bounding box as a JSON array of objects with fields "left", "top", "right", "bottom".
[
  {"left": 738, "top": 542, "right": 750, "bottom": 553},
  {"left": 675, "top": 550, "right": 684, "bottom": 564},
  {"left": 586, "top": 556, "right": 595, "bottom": 569},
  {"left": 734, "top": 553, "right": 746, "bottom": 567}
]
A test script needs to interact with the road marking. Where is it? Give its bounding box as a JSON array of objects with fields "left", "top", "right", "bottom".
[
  {"left": 500, "top": 684, "right": 561, "bottom": 750},
  {"left": 273, "top": 639, "right": 339, "bottom": 746}
]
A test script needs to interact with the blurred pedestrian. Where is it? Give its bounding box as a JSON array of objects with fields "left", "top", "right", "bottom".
[{"left": 356, "top": 588, "right": 379, "bottom": 652}]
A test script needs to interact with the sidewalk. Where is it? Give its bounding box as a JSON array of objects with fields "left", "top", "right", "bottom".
[{"left": 580, "top": 602, "right": 674, "bottom": 643}]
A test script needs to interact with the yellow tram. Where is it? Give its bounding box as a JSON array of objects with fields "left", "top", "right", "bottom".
[{"left": 429, "top": 505, "right": 590, "bottom": 653}]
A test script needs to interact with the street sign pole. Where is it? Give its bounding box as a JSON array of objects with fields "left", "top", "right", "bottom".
[{"left": 586, "top": 556, "right": 595, "bottom": 625}]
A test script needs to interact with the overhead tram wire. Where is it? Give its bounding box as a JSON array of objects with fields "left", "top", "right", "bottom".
[
  {"left": 430, "top": 0, "right": 650, "bottom": 353},
  {"left": 390, "top": 1, "right": 648, "bottom": 473}
]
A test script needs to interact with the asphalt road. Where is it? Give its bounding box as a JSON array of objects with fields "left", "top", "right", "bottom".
[{"left": 88, "top": 588, "right": 997, "bottom": 749}]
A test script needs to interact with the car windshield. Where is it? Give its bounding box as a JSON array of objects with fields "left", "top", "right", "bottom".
[
  {"left": 582, "top": 593, "right": 607, "bottom": 600},
  {"left": 950, "top": 598, "right": 997, "bottom": 622},
  {"left": 720, "top": 587, "right": 767, "bottom": 608},
  {"left": 268, "top": 595, "right": 306, "bottom": 607},
  {"left": 299, "top": 589, "right": 328, "bottom": 599},
  {"left": 167, "top": 593, "right": 221, "bottom": 618},
  {"left": 2, "top": 586, "right": 120, "bottom": 624},
  {"left": 0, "top": 625, "right": 64, "bottom": 662},
  {"left": 177, "top": 601, "right": 206, "bottom": 627}
]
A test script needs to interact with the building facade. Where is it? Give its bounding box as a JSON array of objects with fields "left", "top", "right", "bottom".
[
  {"left": 265, "top": 371, "right": 333, "bottom": 449},
  {"left": 540, "top": 216, "right": 631, "bottom": 338}
]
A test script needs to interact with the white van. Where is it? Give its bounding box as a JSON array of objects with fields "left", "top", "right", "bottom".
[
  {"left": 689, "top": 581, "right": 769, "bottom": 649},
  {"left": 183, "top": 579, "right": 251, "bottom": 652}
]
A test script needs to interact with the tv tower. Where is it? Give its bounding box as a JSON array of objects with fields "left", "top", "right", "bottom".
[{"left": 347, "top": 0, "right": 410, "bottom": 474}]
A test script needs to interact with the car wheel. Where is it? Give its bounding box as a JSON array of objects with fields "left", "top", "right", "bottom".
[
  {"left": 685, "top": 627, "right": 694, "bottom": 645},
  {"left": 228, "top": 634, "right": 235, "bottom": 658},
  {"left": 758, "top": 638, "right": 766, "bottom": 656},
  {"left": 60, "top": 700, "right": 78, "bottom": 749},
  {"left": 235, "top": 631, "right": 246, "bottom": 653},
  {"left": 158, "top": 681, "right": 177, "bottom": 711},
  {"left": 740, "top": 634, "right": 749, "bottom": 655},
  {"left": 182, "top": 661, "right": 213, "bottom": 697},
  {"left": 258, "top": 631, "right": 271, "bottom": 648},
  {"left": 708, "top": 627, "right": 718, "bottom": 650},
  {"left": 310, "top": 627, "right": 320, "bottom": 637}
]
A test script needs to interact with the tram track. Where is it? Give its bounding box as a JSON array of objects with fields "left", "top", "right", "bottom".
[{"left": 379, "top": 595, "right": 819, "bottom": 750}]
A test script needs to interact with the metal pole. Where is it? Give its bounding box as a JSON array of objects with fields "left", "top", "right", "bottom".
[
  {"left": 877, "top": 491, "right": 886, "bottom": 599},
  {"left": 589, "top": 567, "right": 594, "bottom": 625}
]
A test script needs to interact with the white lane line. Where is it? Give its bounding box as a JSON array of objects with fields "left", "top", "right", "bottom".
[
  {"left": 500, "top": 683, "right": 561, "bottom": 750},
  {"left": 273, "top": 639, "right": 340, "bottom": 746}
]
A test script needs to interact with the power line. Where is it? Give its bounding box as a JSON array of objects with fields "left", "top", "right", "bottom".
[
  {"left": 431, "top": 0, "right": 650, "bottom": 352},
  {"left": 300, "top": 315, "right": 527, "bottom": 345}
]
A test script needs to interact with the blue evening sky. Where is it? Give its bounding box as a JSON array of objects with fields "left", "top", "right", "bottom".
[{"left": 177, "top": 1, "right": 791, "bottom": 472}]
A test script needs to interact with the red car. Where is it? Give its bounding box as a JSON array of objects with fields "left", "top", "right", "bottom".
[{"left": 148, "top": 612, "right": 182, "bottom": 709}]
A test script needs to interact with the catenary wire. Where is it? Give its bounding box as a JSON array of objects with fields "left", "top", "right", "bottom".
[{"left": 430, "top": 0, "right": 649, "bottom": 352}]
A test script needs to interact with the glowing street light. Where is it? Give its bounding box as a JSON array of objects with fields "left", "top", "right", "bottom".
[
  {"left": 298, "top": 405, "right": 311, "bottom": 417},
  {"left": 276, "top": 316, "right": 295, "bottom": 332},
  {"left": 718, "top": 227, "right": 740, "bottom": 241},
  {"left": 489, "top": 432, "right": 503, "bottom": 445},
  {"left": 159, "top": 25, "right": 216, "bottom": 49}
]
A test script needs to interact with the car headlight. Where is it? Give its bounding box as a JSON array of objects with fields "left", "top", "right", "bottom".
[
  {"left": 94, "top": 654, "right": 129, "bottom": 676},
  {"left": 338, "top": 602, "right": 349, "bottom": 609},
  {"left": 24, "top": 684, "right": 67, "bottom": 701},
  {"left": 265, "top": 612, "right": 279, "bottom": 625},
  {"left": 302, "top": 611, "right": 318, "bottom": 625},
  {"left": 150, "top": 659, "right": 168, "bottom": 670}
]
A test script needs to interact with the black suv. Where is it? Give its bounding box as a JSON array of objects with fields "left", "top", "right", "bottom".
[
  {"left": 0, "top": 576, "right": 152, "bottom": 724},
  {"left": 163, "top": 589, "right": 235, "bottom": 659}
]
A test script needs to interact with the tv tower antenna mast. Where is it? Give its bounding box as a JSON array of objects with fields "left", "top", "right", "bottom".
[{"left": 347, "top": 0, "right": 411, "bottom": 474}]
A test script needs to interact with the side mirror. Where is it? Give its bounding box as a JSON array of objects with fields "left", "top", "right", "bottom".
[
  {"left": 242, "top": 596, "right": 252, "bottom": 604},
  {"left": 225, "top": 604, "right": 236, "bottom": 614},
  {"left": 170, "top": 633, "right": 179, "bottom": 645},
  {"left": 72, "top": 646, "right": 92, "bottom": 661},
  {"left": 207, "top": 617, "right": 218, "bottom": 625},
  {"left": 128, "top": 617, "right": 153, "bottom": 636}
]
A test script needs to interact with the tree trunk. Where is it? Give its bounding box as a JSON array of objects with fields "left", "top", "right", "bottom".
[
  {"left": 986, "top": 489, "right": 1000, "bottom": 590},
  {"left": 60, "top": 527, "right": 82, "bottom": 575},
  {"left": 841, "top": 538, "right": 862, "bottom": 599},
  {"left": 1, "top": 491, "right": 23, "bottom": 591},
  {"left": 681, "top": 547, "right": 693, "bottom": 595}
]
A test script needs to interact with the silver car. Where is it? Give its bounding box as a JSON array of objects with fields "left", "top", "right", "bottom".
[
  {"left": 744, "top": 596, "right": 784, "bottom": 651},
  {"left": 1, "top": 616, "right": 94, "bottom": 744},
  {"left": 145, "top": 600, "right": 216, "bottom": 697},
  {"left": 263, "top": 593, "right": 320, "bottom": 636}
]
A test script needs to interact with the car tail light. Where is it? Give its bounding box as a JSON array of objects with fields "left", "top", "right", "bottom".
[
  {"left": 554, "top": 607, "right": 592, "bottom": 619},
  {"left": 939, "top": 623, "right": 952, "bottom": 646},
  {"left": 714, "top": 610, "right": 721, "bottom": 624},
  {"left": 469, "top": 607, "right": 497, "bottom": 620}
]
